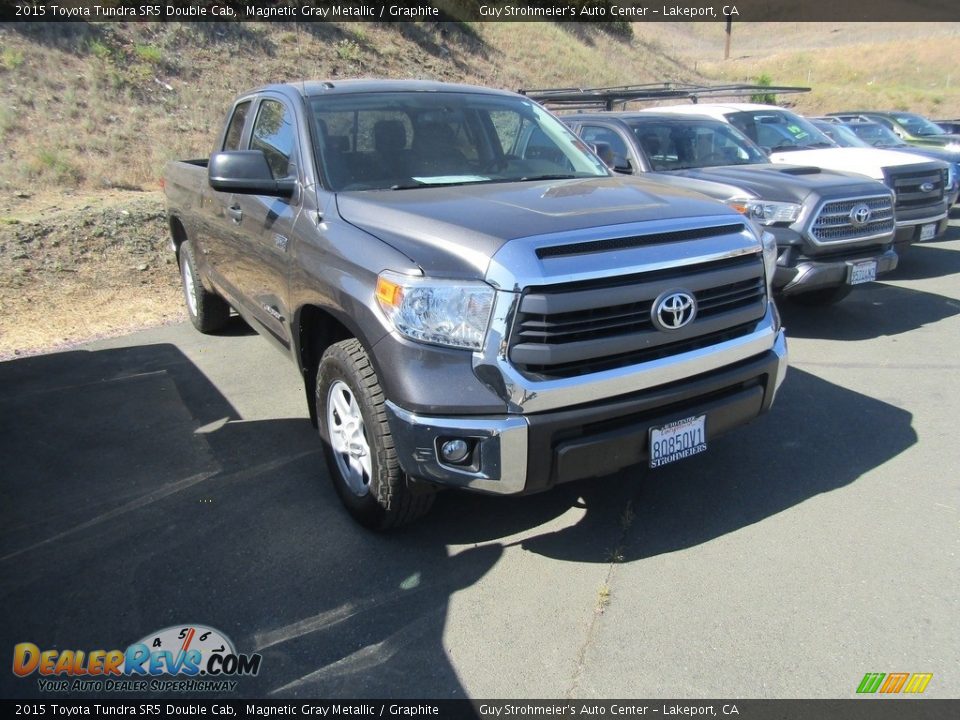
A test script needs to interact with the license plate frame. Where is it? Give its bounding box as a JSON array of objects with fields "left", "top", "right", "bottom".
[
  {"left": 847, "top": 260, "right": 877, "bottom": 285},
  {"left": 649, "top": 414, "right": 707, "bottom": 469},
  {"left": 919, "top": 223, "right": 936, "bottom": 242}
]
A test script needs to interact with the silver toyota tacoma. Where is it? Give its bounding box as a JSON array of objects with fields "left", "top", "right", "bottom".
[{"left": 164, "top": 80, "right": 788, "bottom": 529}]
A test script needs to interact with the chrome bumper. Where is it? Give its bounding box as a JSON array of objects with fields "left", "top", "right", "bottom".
[{"left": 385, "top": 328, "right": 788, "bottom": 496}]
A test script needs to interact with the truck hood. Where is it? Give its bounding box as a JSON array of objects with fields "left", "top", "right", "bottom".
[
  {"left": 881, "top": 144, "right": 960, "bottom": 165},
  {"left": 335, "top": 176, "right": 735, "bottom": 278},
  {"left": 766, "top": 147, "right": 938, "bottom": 179},
  {"left": 666, "top": 163, "right": 888, "bottom": 203},
  {"left": 919, "top": 132, "right": 960, "bottom": 148}
]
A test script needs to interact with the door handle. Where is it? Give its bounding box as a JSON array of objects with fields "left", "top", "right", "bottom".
[{"left": 227, "top": 205, "right": 243, "bottom": 223}]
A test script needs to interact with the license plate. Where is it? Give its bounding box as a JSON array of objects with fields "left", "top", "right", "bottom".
[
  {"left": 919, "top": 223, "right": 936, "bottom": 241},
  {"left": 649, "top": 414, "right": 707, "bottom": 468},
  {"left": 848, "top": 260, "right": 877, "bottom": 285}
]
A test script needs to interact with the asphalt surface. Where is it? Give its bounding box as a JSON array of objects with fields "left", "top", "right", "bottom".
[{"left": 2, "top": 218, "right": 958, "bottom": 700}]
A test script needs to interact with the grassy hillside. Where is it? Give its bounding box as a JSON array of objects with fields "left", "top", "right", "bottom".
[
  {"left": 2, "top": 21, "right": 958, "bottom": 195},
  {"left": 1, "top": 20, "right": 959, "bottom": 356},
  {"left": 686, "top": 23, "right": 960, "bottom": 117},
  {"left": 0, "top": 21, "right": 707, "bottom": 195}
]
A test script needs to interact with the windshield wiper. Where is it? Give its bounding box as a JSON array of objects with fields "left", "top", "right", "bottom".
[
  {"left": 516, "top": 174, "right": 580, "bottom": 182},
  {"left": 389, "top": 179, "right": 499, "bottom": 190},
  {"left": 769, "top": 145, "right": 801, "bottom": 153},
  {"left": 389, "top": 180, "right": 430, "bottom": 190}
]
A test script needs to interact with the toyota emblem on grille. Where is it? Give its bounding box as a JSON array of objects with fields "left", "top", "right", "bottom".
[
  {"left": 920, "top": 181, "right": 935, "bottom": 193},
  {"left": 849, "top": 203, "right": 872, "bottom": 228},
  {"left": 652, "top": 290, "right": 697, "bottom": 331}
]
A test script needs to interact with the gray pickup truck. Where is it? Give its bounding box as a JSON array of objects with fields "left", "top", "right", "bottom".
[
  {"left": 560, "top": 112, "right": 899, "bottom": 305},
  {"left": 164, "top": 80, "right": 787, "bottom": 529}
]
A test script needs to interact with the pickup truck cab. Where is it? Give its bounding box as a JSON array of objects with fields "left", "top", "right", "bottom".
[
  {"left": 562, "top": 111, "right": 898, "bottom": 305},
  {"left": 811, "top": 118, "right": 959, "bottom": 208},
  {"left": 165, "top": 80, "right": 787, "bottom": 529},
  {"left": 828, "top": 111, "right": 960, "bottom": 151},
  {"left": 647, "top": 103, "right": 952, "bottom": 251}
]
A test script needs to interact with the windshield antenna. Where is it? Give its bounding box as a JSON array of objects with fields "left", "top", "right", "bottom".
[{"left": 295, "top": 21, "right": 306, "bottom": 95}]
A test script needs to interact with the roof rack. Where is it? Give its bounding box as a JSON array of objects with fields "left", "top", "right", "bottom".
[{"left": 519, "top": 83, "right": 811, "bottom": 111}]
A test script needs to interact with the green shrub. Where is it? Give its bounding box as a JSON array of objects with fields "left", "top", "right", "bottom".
[
  {"left": 1, "top": 48, "right": 24, "bottom": 71},
  {"left": 89, "top": 39, "right": 112, "bottom": 61},
  {"left": 134, "top": 44, "right": 163, "bottom": 64},
  {"left": 750, "top": 73, "right": 776, "bottom": 104},
  {"left": 28, "top": 149, "right": 84, "bottom": 186}
]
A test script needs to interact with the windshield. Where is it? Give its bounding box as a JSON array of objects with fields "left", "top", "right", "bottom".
[
  {"left": 307, "top": 91, "right": 609, "bottom": 191},
  {"left": 848, "top": 122, "right": 905, "bottom": 147},
  {"left": 813, "top": 122, "right": 869, "bottom": 148},
  {"left": 726, "top": 109, "right": 837, "bottom": 153},
  {"left": 627, "top": 118, "right": 768, "bottom": 170},
  {"left": 891, "top": 113, "right": 946, "bottom": 137}
]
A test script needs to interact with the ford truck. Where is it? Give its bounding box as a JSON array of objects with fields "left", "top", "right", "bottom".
[{"left": 164, "top": 80, "right": 787, "bottom": 529}]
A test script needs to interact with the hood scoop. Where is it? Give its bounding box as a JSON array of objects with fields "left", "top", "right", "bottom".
[
  {"left": 777, "top": 166, "right": 822, "bottom": 176},
  {"left": 536, "top": 222, "right": 745, "bottom": 259}
]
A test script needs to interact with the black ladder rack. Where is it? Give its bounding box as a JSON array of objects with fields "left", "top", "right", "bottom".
[{"left": 519, "top": 82, "right": 811, "bottom": 111}]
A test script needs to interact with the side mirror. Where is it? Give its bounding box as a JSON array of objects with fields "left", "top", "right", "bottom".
[
  {"left": 209, "top": 150, "right": 297, "bottom": 197},
  {"left": 611, "top": 154, "right": 633, "bottom": 174}
]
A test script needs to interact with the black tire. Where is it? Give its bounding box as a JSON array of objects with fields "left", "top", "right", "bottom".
[
  {"left": 179, "top": 240, "right": 230, "bottom": 333},
  {"left": 789, "top": 285, "right": 853, "bottom": 306},
  {"left": 316, "top": 339, "right": 435, "bottom": 530}
]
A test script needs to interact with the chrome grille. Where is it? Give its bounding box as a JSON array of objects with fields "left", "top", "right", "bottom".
[
  {"left": 509, "top": 254, "right": 766, "bottom": 379},
  {"left": 810, "top": 195, "right": 894, "bottom": 242}
]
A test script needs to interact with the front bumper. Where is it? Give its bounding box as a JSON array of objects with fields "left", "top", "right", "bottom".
[
  {"left": 385, "top": 330, "right": 788, "bottom": 495},
  {"left": 774, "top": 246, "right": 898, "bottom": 295},
  {"left": 893, "top": 209, "right": 949, "bottom": 247}
]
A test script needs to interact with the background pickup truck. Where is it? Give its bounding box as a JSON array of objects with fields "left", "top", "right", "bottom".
[
  {"left": 164, "top": 80, "right": 787, "bottom": 529},
  {"left": 644, "top": 103, "right": 952, "bottom": 252},
  {"left": 560, "top": 111, "right": 899, "bottom": 305}
]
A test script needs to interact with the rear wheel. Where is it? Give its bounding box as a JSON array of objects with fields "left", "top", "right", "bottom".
[
  {"left": 316, "top": 339, "right": 435, "bottom": 530},
  {"left": 179, "top": 241, "right": 230, "bottom": 333},
  {"left": 789, "top": 285, "right": 853, "bottom": 306}
]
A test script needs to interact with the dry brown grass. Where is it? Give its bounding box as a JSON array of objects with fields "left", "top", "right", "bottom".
[
  {"left": 0, "top": 191, "right": 183, "bottom": 358},
  {"left": 2, "top": 21, "right": 959, "bottom": 357},
  {"left": 0, "top": 22, "right": 713, "bottom": 197},
  {"left": 677, "top": 23, "right": 960, "bottom": 116}
]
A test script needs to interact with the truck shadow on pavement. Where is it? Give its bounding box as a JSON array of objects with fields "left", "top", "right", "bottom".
[
  {"left": 0, "top": 343, "right": 493, "bottom": 699},
  {"left": 778, "top": 281, "right": 960, "bottom": 341},
  {"left": 886, "top": 239, "right": 960, "bottom": 281},
  {"left": 423, "top": 367, "right": 917, "bottom": 565},
  {"left": 0, "top": 343, "right": 915, "bottom": 698}
]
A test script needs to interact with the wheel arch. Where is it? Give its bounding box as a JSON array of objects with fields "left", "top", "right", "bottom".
[
  {"left": 295, "top": 304, "right": 364, "bottom": 427},
  {"left": 169, "top": 214, "right": 189, "bottom": 261}
]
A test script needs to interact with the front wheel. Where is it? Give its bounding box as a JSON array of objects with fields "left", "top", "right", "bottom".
[{"left": 316, "top": 339, "right": 435, "bottom": 530}]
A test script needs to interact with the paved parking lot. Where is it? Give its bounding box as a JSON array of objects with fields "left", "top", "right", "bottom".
[{"left": 1, "top": 218, "right": 958, "bottom": 700}]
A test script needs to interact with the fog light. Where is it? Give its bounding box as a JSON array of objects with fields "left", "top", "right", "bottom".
[{"left": 440, "top": 438, "right": 471, "bottom": 464}]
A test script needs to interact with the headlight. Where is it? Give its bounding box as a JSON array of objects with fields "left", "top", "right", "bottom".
[
  {"left": 375, "top": 271, "right": 495, "bottom": 350},
  {"left": 944, "top": 142, "right": 960, "bottom": 153},
  {"left": 948, "top": 163, "right": 958, "bottom": 192},
  {"left": 728, "top": 197, "right": 802, "bottom": 225},
  {"left": 761, "top": 230, "right": 779, "bottom": 287}
]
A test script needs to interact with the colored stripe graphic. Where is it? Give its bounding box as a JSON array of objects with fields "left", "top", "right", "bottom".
[
  {"left": 857, "top": 673, "right": 885, "bottom": 693},
  {"left": 903, "top": 673, "right": 933, "bottom": 694},
  {"left": 879, "top": 672, "right": 910, "bottom": 693}
]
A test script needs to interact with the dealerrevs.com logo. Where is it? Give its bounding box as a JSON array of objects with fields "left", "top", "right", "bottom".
[{"left": 12, "top": 624, "right": 262, "bottom": 693}]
